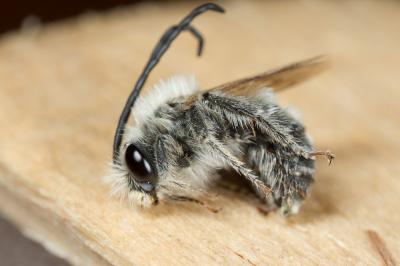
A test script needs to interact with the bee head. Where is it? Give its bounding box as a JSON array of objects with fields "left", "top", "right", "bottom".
[
  {"left": 105, "top": 141, "right": 160, "bottom": 208},
  {"left": 107, "top": 3, "right": 225, "bottom": 208}
]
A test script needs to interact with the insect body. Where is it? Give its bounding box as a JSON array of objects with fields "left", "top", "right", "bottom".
[{"left": 106, "top": 3, "right": 334, "bottom": 215}]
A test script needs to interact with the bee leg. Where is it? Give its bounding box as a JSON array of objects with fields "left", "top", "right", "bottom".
[
  {"left": 168, "top": 195, "right": 221, "bottom": 213},
  {"left": 309, "top": 150, "right": 335, "bottom": 165},
  {"left": 257, "top": 200, "right": 279, "bottom": 215},
  {"left": 206, "top": 138, "right": 271, "bottom": 198}
]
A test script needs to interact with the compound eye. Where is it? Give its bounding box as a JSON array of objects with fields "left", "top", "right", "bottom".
[{"left": 125, "top": 144, "right": 155, "bottom": 191}]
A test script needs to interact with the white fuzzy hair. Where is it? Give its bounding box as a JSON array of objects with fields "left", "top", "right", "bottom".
[{"left": 125, "top": 75, "right": 199, "bottom": 141}]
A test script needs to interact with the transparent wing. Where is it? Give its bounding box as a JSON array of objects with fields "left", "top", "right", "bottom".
[{"left": 208, "top": 55, "right": 328, "bottom": 96}]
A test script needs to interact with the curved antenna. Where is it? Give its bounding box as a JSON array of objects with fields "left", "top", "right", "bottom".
[{"left": 112, "top": 3, "right": 225, "bottom": 163}]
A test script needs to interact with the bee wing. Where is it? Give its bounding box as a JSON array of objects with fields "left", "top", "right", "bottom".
[{"left": 207, "top": 56, "right": 328, "bottom": 96}]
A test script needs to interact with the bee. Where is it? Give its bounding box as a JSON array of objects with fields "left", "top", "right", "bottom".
[{"left": 105, "top": 3, "right": 334, "bottom": 215}]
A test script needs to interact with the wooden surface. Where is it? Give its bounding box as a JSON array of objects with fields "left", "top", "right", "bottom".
[{"left": 0, "top": 1, "right": 399, "bottom": 265}]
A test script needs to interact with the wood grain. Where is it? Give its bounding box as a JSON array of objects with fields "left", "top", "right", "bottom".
[{"left": 0, "top": 1, "right": 399, "bottom": 265}]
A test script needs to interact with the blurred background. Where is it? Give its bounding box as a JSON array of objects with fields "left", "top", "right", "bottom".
[
  {"left": 0, "top": 1, "right": 146, "bottom": 265},
  {"left": 0, "top": 0, "right": 144, "bottom": 34}
]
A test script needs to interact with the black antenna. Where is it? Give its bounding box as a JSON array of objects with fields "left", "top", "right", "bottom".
[{"left": 112, "top": 3, "right": 225, "bottom": 163}]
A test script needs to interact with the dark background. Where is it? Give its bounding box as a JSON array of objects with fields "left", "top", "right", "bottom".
[
  {"left": 0, "top": 1, "right": 147, "bottom": 265},
  {"left": 0, "top": 0, "right": 144, "bottom": 34}
]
